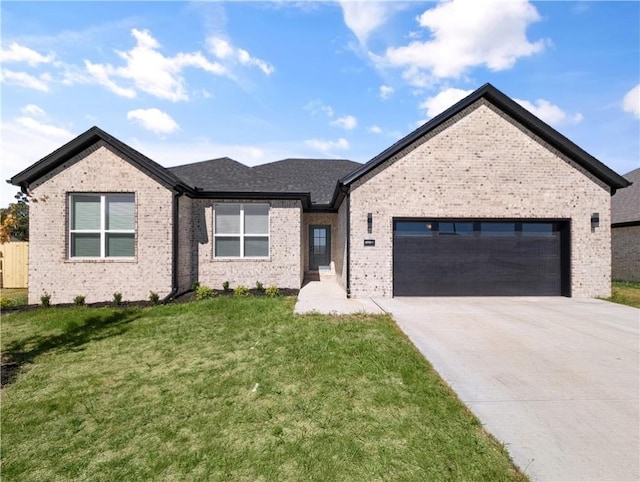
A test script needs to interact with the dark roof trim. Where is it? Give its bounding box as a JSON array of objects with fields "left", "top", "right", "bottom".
[
  {"left": 612, "top": 220, "right": 640, "bottom": 228},
  {"left": 9, "top": 126, "right": 190, "bottom": 192},
  {"left": 190, "top": 191, "right": 311, "bottom": 209},
  {"left": 340, "top": 83, "right": 631, "bottom": 193}
]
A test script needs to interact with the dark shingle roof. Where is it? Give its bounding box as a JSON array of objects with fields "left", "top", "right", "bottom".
[
  {"left": 169, "top": 157, "right": 361, "bottom": 205},
  {"left": 612, "top": 168, "right": 639, "bottom": 225}
]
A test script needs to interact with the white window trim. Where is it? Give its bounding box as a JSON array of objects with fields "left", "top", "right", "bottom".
[
  {"left": 214, "top": 203, "right": 270, "bottom": 258},
  {"left": 69, "top": 193, "right": 135, "bottom": 259}
]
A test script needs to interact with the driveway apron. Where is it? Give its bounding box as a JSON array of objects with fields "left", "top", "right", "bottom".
[{"left": 374, "top": 297, "right": 640, "bottom": 481}]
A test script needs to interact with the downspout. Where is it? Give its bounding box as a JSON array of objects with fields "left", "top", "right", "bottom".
[
  {"left": 162, "top": 189, "right": 183, "bottom": 303},
  {"left": 341, "top": 184, "right": 351, "bottom": 298}
]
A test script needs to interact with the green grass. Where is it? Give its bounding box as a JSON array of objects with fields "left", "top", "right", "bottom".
[
  {"left": 0, "top": 288, "right": 28, "bottom": 308},
  {"left": 606, "top": 281, "right": 640, "bottom": 308},
  {"left": 1, "top": 298, "right": 526, "bottom": 481}
]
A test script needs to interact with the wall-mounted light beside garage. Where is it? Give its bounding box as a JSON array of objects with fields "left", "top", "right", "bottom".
[
  {"left": 367, "top": 213, "right": 373, "bottom": 234},
  {"left": 591, "top": 213, "right": 600, "bottom": 228}
]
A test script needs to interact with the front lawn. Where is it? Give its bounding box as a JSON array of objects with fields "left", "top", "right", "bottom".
[
  {"left": 606, "top": 281, "right": 640, "bottom": 308},
  {"left": 1, "top": 298, "right": 525, "bottom": 481}
]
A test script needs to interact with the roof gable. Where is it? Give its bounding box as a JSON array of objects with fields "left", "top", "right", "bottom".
[
  {"left": 9, "top": 126, "right": 187, "bottom": 191},
  {"left": 340, "top": 83, "right": 630, "bottom": 193}
]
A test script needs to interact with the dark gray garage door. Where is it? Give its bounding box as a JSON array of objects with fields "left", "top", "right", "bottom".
[{"left": 393, "top": 220, "right": 570, "bottom": 296}]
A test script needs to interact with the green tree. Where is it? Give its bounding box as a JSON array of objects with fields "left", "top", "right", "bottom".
[{"left": 1, "top": 193, "right": 29, "bottom": 243}]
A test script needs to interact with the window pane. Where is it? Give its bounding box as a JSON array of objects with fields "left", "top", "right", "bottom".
[
  {"left": 215, "top": 204, "right": 240, "bottom": 234},
  {"left": 522, "top": 223, "right": 555, "bottom": 237},
  {"left": 107, "top": 233, "right": 134, "bottom": 257},
  {"left": 394, "top": 221, "right": 433, "bottom": 236},
  {"left": 245, "top": 237, "right": 269, "bottom": 257},
  {"left": 106, "top": 194, "right": 134, "bottom": 230},
  {"left": 480, "top": 223, "right": 516, "bottom": 237},
  {"left": 215, "top": 237, "right": 240, "bottom": 257},
  {"left": 72, "top": 195, "right": 100, "bottom": 230},
  {"left": 438, "top": 222, "right": 474, "bottom": 236},
  {"left": 244, "top": 204, "right": 269, "bottom": 234},
  {"left": 71, "top": 233, "right": 100, "bottom": 257}
]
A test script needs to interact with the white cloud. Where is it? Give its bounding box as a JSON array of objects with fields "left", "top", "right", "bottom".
[
  {"left": 209, "top": 38, "right": 233, "bottom": 59},
  {"left": 379, "top": 85, "right": 394, "bottom": 100},
  {"left": 622, "top": 84, "right": 640, "bottom": 118},
  {"left": 0, "top": 69, "right": 52, "bottom": 92},
  {"left": 420, "top": 87, "right": 473, "bottom": 118},
  {"left": 20, "top": 104, "right": 46, "bottom": 117},
  {"left": 15, "top": 116, "right": 73, "bottom": 138},
  {"left": 368, "top": 125, "right": 383, "bottom": 134},
  {"left": 1, "top": 115, "right": 75, "bottom": 206},
  {"left": 207, "top": 37, "right": 274, "bottom": 75},
  {"left": 515, "top": 98, "right": 583, "bottom": 126},
  {"left": 84, "top": 60, "right": 136, "bottom": 98},
  {"left": 84, "top": 28, "right": 226, "bottom": 102},
  {"left": 374, "top": 0, "right": 546, "bottom": 85},
  {"left": 330, "top": 115, "right": 357, "bottom": 130},
  {"left": 339, "top": 1, "right": 402, "bottom": 45},
  {"left": 0, "top": 42, "right": 54, "bottom": 66},
  {"left": 305, "top": 137, "right": 349, "bottom": 153},
  {"left": 305, "top": 100, "right": 334, "bottom": 118},
  {"left": 127, "top": 108, "right": 180, "bottom": 135}
]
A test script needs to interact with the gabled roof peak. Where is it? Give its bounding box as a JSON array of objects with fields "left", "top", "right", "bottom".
[
  {"left": 9, "top": 126, "right": 188, "bottom": 191},
  {"left": 340, "top": 83, "right": 630, "bottom": 192}
]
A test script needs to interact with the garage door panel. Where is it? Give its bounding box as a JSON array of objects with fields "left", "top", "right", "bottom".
[{"left": 393, "top": 220, "right": 566, "bottom": 296}]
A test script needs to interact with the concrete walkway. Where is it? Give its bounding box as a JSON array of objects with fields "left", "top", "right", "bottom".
[
  {"left": 375, "top": 297, "right": 640, "bottom": 481},
  {"left": 294, "top": 279, "right": 384, "bottom": 314}
]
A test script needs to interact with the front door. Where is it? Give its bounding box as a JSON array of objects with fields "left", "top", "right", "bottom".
[{"left": 309, "top": 225, "right": 331, "bottom": 270}]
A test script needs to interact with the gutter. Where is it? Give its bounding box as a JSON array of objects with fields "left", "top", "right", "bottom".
[
  {"left": 162, "top": 189, "right": 184, "bottom": 303},
  {"left": 341, "top": 184, "right": 351, "bottom": 298}
]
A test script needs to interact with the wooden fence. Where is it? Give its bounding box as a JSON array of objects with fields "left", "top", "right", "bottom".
[{"left": 0, "top": 242, "right": 28, "bottom": 288}]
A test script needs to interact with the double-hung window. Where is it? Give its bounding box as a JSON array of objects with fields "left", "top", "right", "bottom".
[
  {"left": 69, "top": 193, "right": 135, "bottom": 258},
  {"left": 214, "top": 203, "right": 269, "bottom": 258}
]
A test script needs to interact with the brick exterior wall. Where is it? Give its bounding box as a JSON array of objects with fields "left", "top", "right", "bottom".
[
  {"left": 27, "top": 142, "right": 174, "bottom": 304},
  {"left": 193, "top": 199, "right": 303, "bottom": 290},
  {"left": 348, "top": 99, "right": 612, "bottom": 299},
  {"left": 177, "top": 195, "right": 195, "bottom": 293},
  {"left": 612, "top": 225, "right": 640, "bottom": 282},
  {"left": 302, "top": 213, "right": 338, "bottom": 273}
]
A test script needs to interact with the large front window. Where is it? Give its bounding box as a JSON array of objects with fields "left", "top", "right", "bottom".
[
  {"left": 69, "top": 194, "right": 135, "bottom": 258},
  {"left": 214, "top": 203, "right": 269, "bottom": 258}
]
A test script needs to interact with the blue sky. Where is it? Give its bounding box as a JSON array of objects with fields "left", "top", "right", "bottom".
[{"left": 1, "top": 0, "right": 639, "bottom": 207}]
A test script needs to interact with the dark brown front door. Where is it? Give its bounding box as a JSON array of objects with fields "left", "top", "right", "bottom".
[{"left": 309, "top": 225, "right": 331, "bottom": 270}]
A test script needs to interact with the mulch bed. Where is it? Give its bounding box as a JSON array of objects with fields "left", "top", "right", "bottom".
[{"left": 1, "top": 288, "right": 300, "bottom": 314}]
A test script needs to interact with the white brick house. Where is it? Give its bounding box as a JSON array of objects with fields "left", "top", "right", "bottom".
[{"left": 9, "top": 84, "right": 630, "bottom": 304}]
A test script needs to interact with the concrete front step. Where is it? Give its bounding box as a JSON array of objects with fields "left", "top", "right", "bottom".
[{"left": 303, "top": 271, "right": 335, "bottom": 282}]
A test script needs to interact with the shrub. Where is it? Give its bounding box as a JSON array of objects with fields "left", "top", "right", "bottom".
[
  {"left": 74, "top": 295, "right": 86, "bottom": 306},
  {"left": 233, "top": 285, "right": 250, "bottom": 298},
  {"left": 265, "top": 285, "right": 280, "bottom": 298},
  {"left": 255, "top": 281, "right": 265, "bottom": 293},
  {"left": 191, "top": 280, "right": 200, "bottom": 291},
  {"left": 195, "top": 285, "right": 217, "bottom": 300},
  {"left": 113, "top": 292, "right": 123, "bottom": 305},
  {"left": 149, "top": 291, "right": 160, "bottom": 305},
  {"left": 41, "top": 292, "right": 51, "bottom": 307},
  {"left": 222, "top": 281, "right": 230, "bottom": 292},
  {"left": 0, "top": 297, "right": 11, "bottom": 310}
]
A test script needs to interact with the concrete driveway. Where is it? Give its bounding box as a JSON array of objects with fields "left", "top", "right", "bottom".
[{"left": 374, "top": 297, "right": 639, "bottom": 481}]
